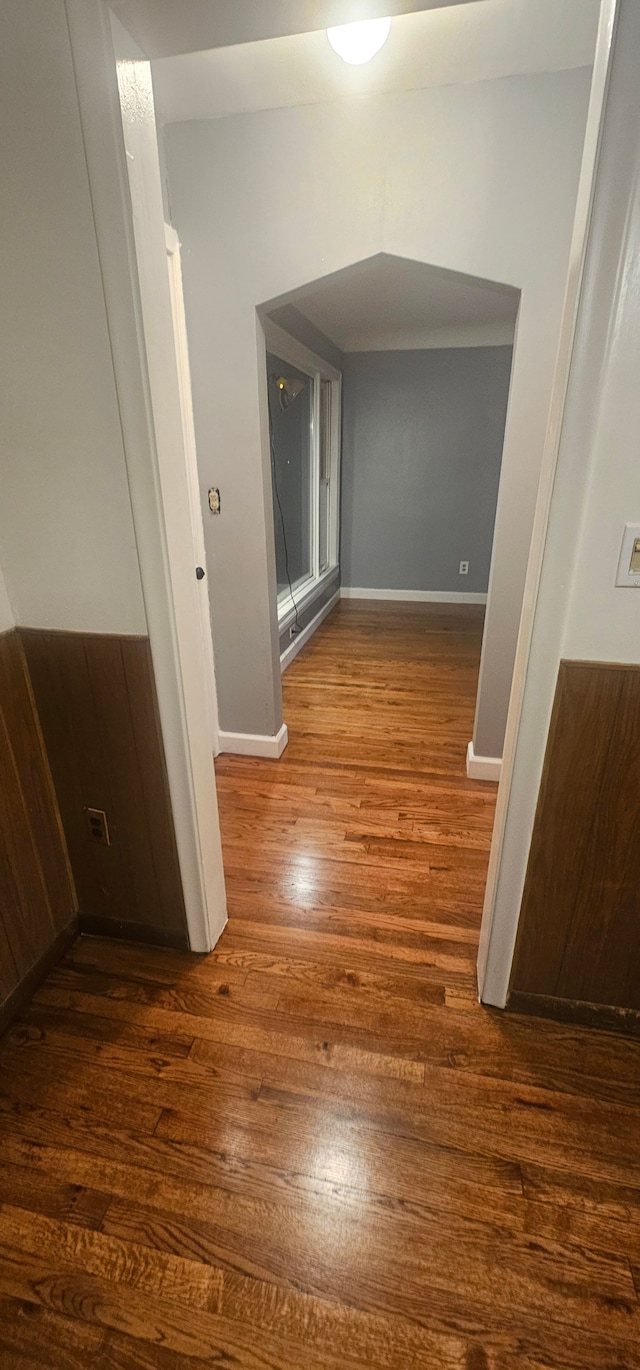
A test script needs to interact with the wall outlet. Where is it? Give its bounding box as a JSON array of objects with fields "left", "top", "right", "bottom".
[
  {"left": 208, "top": 487, "right": 221, "bottom": 514},
  {"left": 459, "top": 560, "right": 469, "bottom": 576},
  {"left": 86, "top": 807, "right": 110, "bottom": 846}
]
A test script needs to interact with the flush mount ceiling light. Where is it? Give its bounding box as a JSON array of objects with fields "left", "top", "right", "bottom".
[{"left": 326, "top": 17, "right": 391, "bottom": 65}]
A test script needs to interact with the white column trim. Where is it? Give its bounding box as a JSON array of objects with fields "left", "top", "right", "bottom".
[
  {"left": 218, "top": 724, "right": 289, "bottom": 759},
  {"left": 466, "top": 742, "right": 501, "bottom": 783}
]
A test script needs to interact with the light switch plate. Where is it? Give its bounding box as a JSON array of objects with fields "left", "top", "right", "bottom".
[{"left": 615, "top": 523, "right": 640, "bottom": 587}]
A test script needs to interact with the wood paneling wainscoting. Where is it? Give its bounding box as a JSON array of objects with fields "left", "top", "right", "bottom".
[
  {"left": 20, "top": 630, "right": 188, "bottom": 951},
  {"left": 509, "top": 659, "right": 640, "bottom": 1029},
  {"left": 0, "top": 627, "right": 188, "bottom": 1032},
  {"left": 0, "top": 630, "right": 76, "bottom": 1033}
]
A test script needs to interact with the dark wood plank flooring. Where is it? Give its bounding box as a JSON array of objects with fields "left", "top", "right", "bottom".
[{"left": 1, "top": 600, "right": 640, "bottom": 1368}]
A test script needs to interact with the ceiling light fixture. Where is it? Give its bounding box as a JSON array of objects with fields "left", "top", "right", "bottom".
[{"left": 326, "top": 17, "right": 391, "bottom": 65}]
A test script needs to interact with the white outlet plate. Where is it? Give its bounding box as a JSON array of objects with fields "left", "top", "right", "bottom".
[
  {"left": 459, "top": 560, "right": 469, "bottom": 576},
  {"left": 615, "top": 523, "right": 640, "bottom": 587}
]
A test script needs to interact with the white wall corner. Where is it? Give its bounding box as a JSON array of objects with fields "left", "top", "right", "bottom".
[
  {"left": 466, "top": 741, "right": 502, "bottom": 782},
  {"left": 218, "top": 723, "right": 289, "bottom": 759}
]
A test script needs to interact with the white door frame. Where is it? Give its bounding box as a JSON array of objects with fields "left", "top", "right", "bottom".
[
  {"left": 165, "top": 222, "right": 220, "bottom": 757},
  {"left": 65, "top": 0, "right": 227, "bottom": 954},
  {"left": 477, "top": 0, "right": 620, "bottom": 1003}
]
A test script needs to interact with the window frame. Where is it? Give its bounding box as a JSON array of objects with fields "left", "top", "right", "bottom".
[{"left": 262, "top": 318, "right": 342, "bottom": 629}]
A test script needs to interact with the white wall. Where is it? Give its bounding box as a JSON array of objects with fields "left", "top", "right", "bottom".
[
  {"left": 479, "top": 0, "right": 636, "bottom": 1006},
  {"left": 562, "top": 232, "right": 640, "bottom": 666},
  {"left": 150, "top": 0, "right": 599, "bottom": 124},
  {"left": 164, "top": 67, "right": 592, "bottom": 736},
  {"left": 0, "top": 0, "right": 146, "bottom": 635}
]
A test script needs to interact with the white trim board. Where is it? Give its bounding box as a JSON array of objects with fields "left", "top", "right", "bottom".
[
  {"left": 341, "top": 588, "right": 488, "bottom": 604},
  {"left": 65, "top": 1, "right": 227, "bottom": 956},
  {"left": 278, "top": 565, "right": 339, "bottom": 633},
  {"left": 165, "top": 222, "right": 220, "bottom": 758},
  {"left": 466, "top": 741, "right": 501, "bottom": 782},
  {"left": 281, "top": 588, "right": 340, "bottom": 672},
  {"left": 218, "top": 723, "right": 289, "bottom": 759}
]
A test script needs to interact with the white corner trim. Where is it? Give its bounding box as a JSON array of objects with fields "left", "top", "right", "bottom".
[
  {"left": 341, "top": 588, "right": 488, "bottom": 604},
  {"left": 281, "top": 588, "right": 341, "bottom": 672},
  {"left": 218, "top": 723, "right": 289, "bottom": 759},
  {"left": 466, "top": 741, "right": 502, "bottom": 783}
]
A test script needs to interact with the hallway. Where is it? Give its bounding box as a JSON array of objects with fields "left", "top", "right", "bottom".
[
  {"left": 1, "top": 603, "right": 640, "bottom": 1368},
  {"left": 219, "top": 599, "right": 493, "bottom": 960}
]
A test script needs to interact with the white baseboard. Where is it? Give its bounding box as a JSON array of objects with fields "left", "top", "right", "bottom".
[
  {"left": 218, "top": 722, "right": 289, "bottom": 759},
  {"left": 281, "top": 588, "right": 341, "bottom": 672},
  {"left": 278, "top": 568, "right": 339, "bottom": 634},
  {"left": 466, "top": 741, "right": 501, "bottom": 782},
  {"left": 341, "top": 587, "right": 488, "bottom": 605}
]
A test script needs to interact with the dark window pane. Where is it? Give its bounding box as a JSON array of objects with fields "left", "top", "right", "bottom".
[{"left": 267, "top": 353, "right": 313, "bottom": 595}]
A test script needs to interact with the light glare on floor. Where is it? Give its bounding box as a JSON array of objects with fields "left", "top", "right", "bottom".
[{"left": 326, "top": 17, "right": 392, "bottom": 65}]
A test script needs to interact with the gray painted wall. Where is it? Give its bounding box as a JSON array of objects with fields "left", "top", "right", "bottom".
[{"left": 340, "top": 347, "right": 513, "bottom": 594}]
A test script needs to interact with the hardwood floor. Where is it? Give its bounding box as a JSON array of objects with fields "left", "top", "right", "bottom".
[{"left": 1, "top": 599, "right": 640, "bottom": 1368}]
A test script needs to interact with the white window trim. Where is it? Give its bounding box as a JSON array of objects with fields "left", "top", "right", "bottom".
[
  {"left": 262, "top": 318, "right": 341, "bottom": 629},
  {"left": 278, "top": 565, "right": 340, "bottom": 635}
]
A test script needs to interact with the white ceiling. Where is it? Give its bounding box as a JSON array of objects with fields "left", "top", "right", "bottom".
[
  {"left": 151, "top": 0, "right": 599, "bottom": 124},
  {"left": 110, "top": 0, "right": 478, "bottom": 59},
  {"left": 266, "top": 255, "right": 520, "bottom": 351}
]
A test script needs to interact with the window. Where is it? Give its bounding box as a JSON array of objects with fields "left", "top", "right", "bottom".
[
  {"left": 267, "top": 355, "right": 314, "bottom": 597},
  {"left": 319, "top": 378, "right": 332, "bottom": 573},
  {"left": 264, "top": 326, "right": 341, "bottom": 624}
]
